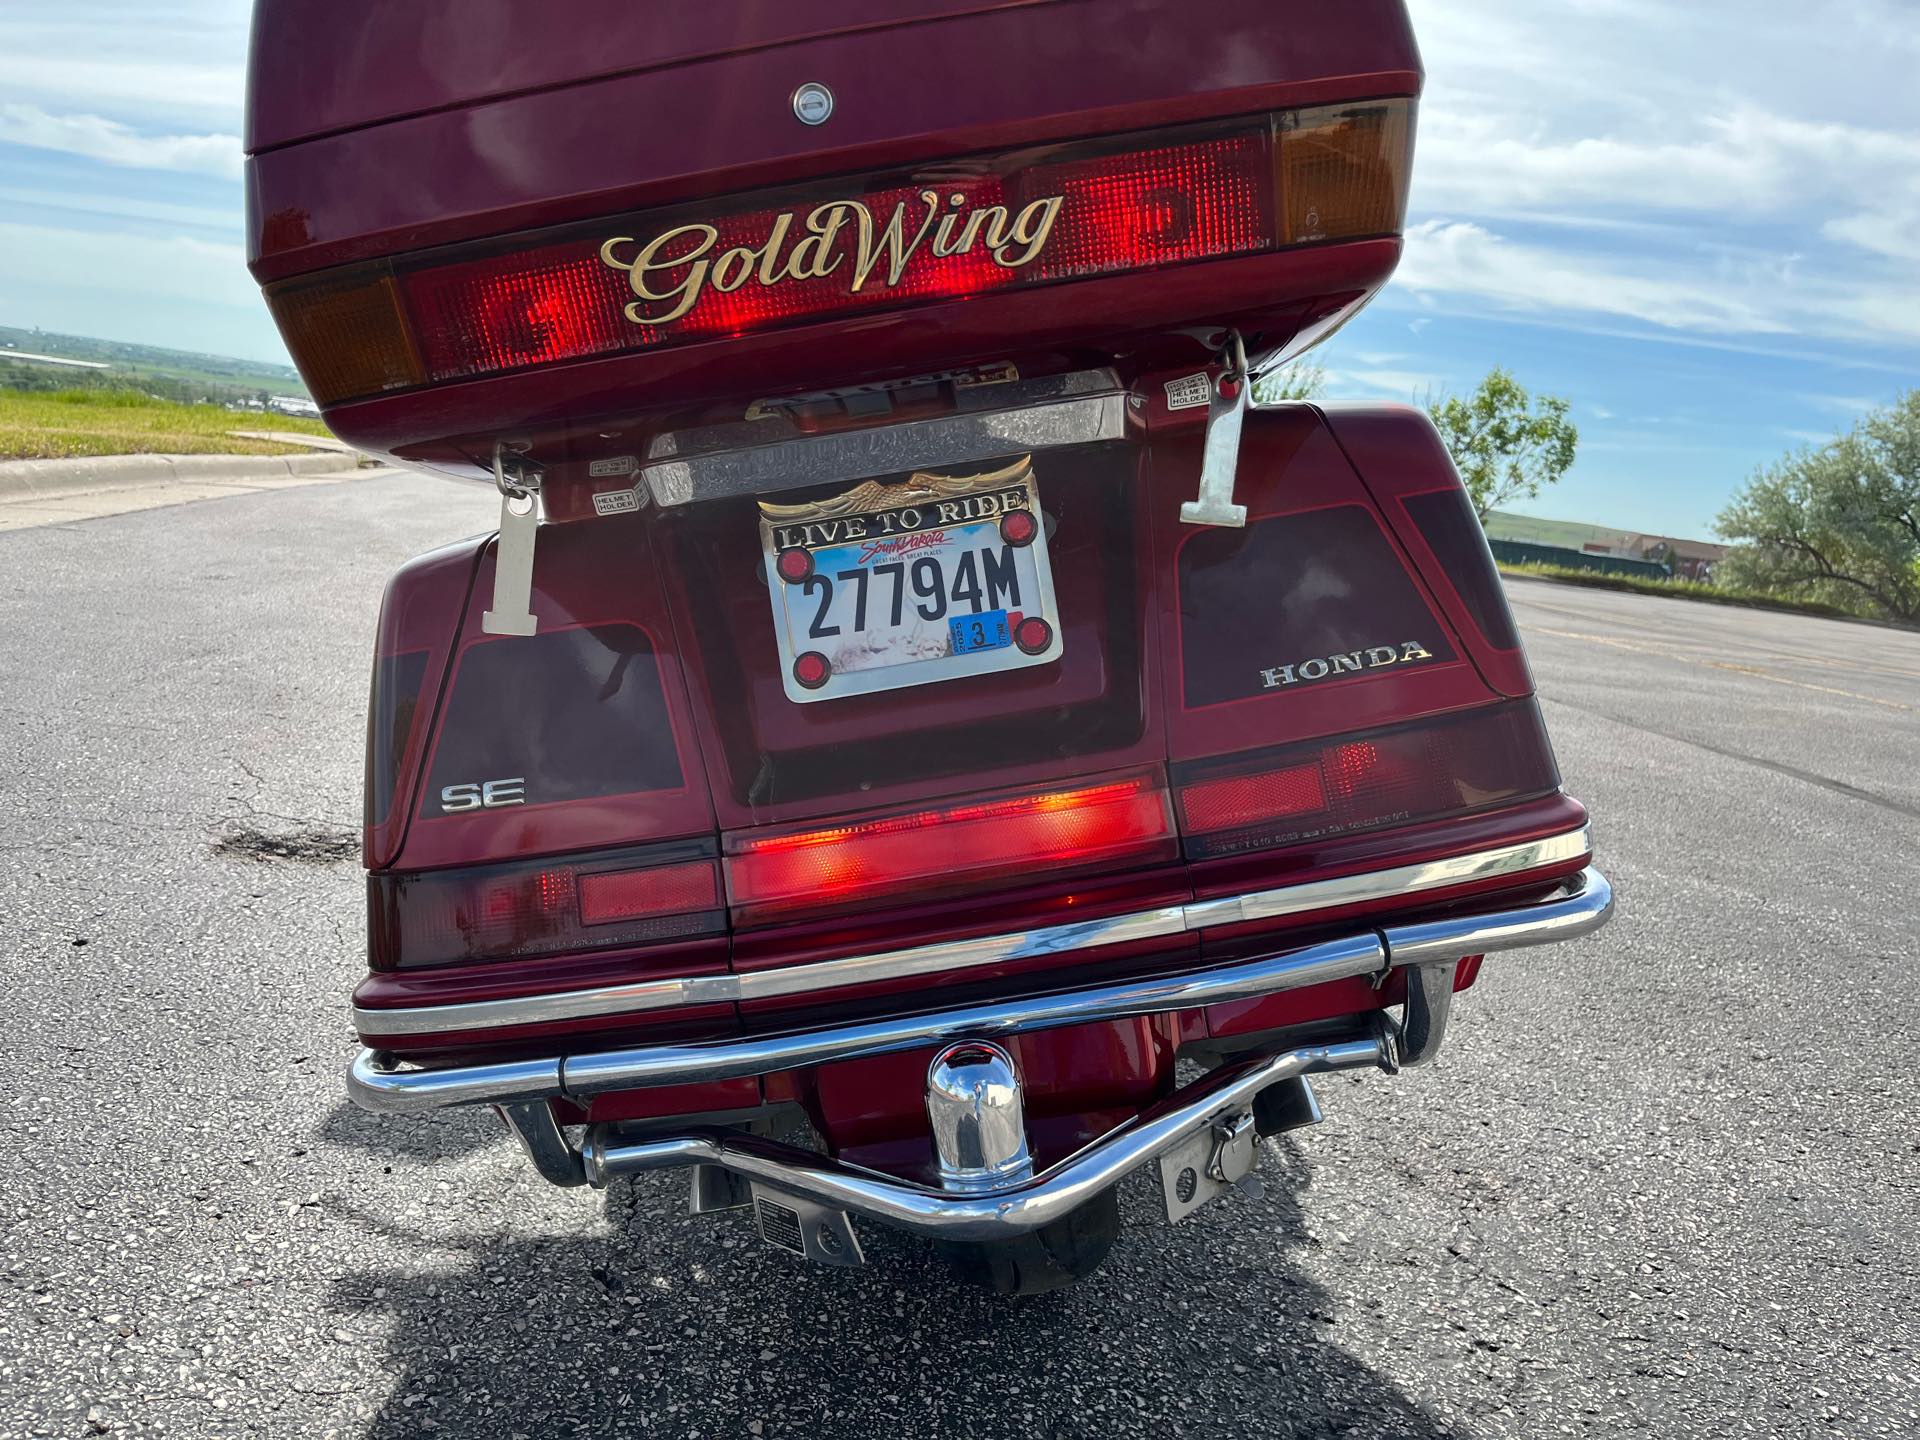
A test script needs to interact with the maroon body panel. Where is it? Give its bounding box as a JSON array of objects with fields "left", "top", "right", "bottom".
[
  {"left": 363, "top": 539, "right": 481, "bottom": 869},
  {"left": 1319, "top": 403, "right": 1535, "bottom": 696},
  {"left": 246, "top": 0, "right": 1065, "bottom": 151},
  {"left": 245, "top": 0, "right": 1418, "bottom": 272},
  {"left": 259, "top": 0, "right": 1592, "bottom": 1192},
  {"left": 244, "top": 0, "right": 1420, "bottom": 478},
  {"left": 352, "top": 405, "right": 1567, "bottom": 1154}
]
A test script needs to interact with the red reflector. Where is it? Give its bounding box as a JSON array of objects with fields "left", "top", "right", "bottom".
[
  {"left": 1174, "top": 701, "right": 1562, "bottom": 859},
  {"left": 1013, "top": 615, "right": 1054, "bottom": 655},
  {"left": 578, "top": 861, "right": 719, "bottom": 925},
  {"left": 725, "top": 771, "right": 1176, "bottom": 922},
  {"left": 1180, "top": 762, "right": 1328, "bottom": 834},
  {"left": 792, "top": 650, "right": 832, "bottom": 690}
]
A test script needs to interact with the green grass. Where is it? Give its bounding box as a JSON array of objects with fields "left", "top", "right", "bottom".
[
  {"left": 0, "top": 388, "right": 333, "bottom": 460},
  {"left": 1498, "top": 562, "right": 1865, "bottom": 621}
]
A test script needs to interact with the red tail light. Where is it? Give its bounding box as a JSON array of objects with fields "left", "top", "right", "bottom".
[
  {"left": 724, "top": 770, "right": 1177, "bottom": 924},
  {"left": 1174, "top": 701, "right": 1562, "bottom": 860},
  {"left": 267, "top": 102, "right": 1412, "bottom": 405},
  {"left": 369, "top": 847, "right": 723, "bottom": 970}
]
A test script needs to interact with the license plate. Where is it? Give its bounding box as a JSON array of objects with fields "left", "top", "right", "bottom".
[{"left": 758, "top": 456, "right": 1062, "bottom": 703}]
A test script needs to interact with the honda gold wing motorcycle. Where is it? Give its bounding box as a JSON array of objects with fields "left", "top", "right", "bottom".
[{"left": 246, "top": 0, "right": 1613, "bottom": 1292}]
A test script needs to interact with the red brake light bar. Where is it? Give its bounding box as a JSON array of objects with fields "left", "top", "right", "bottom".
[
  {"left": 268, "top": 101, "right": 1413, "bottom": 406},
  {"left": 723, "top": 770, "right": 1177, "bottom": 924},
  {"left": 1174, "top": 701, "right": 1562, "bottom": 860}
]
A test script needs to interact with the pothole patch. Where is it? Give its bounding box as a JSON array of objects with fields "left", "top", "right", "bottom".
[{"left": 213, "top": 821, "right": 359, "bottom": 865}]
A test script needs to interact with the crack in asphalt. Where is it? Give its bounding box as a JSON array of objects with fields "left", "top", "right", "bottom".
[{"left": 1542, "top": 695, "right": 1920, "bottom": 822}]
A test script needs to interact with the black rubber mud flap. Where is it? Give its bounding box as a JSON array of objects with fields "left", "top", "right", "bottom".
[{"left": 937, "top": 1188, "right": 1122, "bottom": 1296}]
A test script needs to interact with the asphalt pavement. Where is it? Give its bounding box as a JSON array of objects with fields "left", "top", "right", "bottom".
[{"left": 2, "top": 474, "right": 1916, "bottom": 1438}]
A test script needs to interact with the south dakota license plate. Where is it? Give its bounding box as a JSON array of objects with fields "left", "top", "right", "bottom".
[{"left": 759, "top": 455, "right": 1063, "bottom": 703}]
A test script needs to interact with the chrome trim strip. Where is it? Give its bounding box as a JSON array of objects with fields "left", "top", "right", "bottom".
[
  {"left": 578, "top": 1024, "right": 1400, "bottom": 1239},
  {"left": 356, "top": 975, "right": 715, "bottom": 1039},
  {"left": 739, "top": 903, "right": 1189, "bottom": 1001},
  {"left": 353, "top": 904, "right": 1189, "bottom": 1039},
  {"left": 644, "top": 369, "right": 1127, "bottom": 508},
  {"left": 346, "top": 865, "right": 1614, "bottom": 1116},
  {"left": 1181, "top": 828, "right": 1592, "bottom": 929},
  {"left": 351, "top": 827, "right": 1591, "bottom": 1039}
]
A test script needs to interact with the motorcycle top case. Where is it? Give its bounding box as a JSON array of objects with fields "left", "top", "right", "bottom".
[{"left": 245, "top": 0, "right": 1423, "bottom": 493}]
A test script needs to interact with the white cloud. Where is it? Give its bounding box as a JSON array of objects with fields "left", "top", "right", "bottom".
[
  {"left": 0, "top": 55, "right": 244, "bottom": 126},
  {"left": 0, "top": 221, "right": 254, "bottom": 307},
  {"left": 0, "top": 103, "right": 239, "bottom": 179},
  {"left": 0, "top": 5, "right": 248, "bottom": 128},
  {"left": 1822, "top": 207, "right": 1920, "bottom": 263},
  {"left": 0, "top": 183, "right": 237, "bottom": 234},
  {"left": 1414, "top": 107, "right": 1920, "bottom": 225},
  {"left": 1389, "top": 1, "right": 1920, "bottom": 347},
  {"left": 1397, "top": 221, "right": 1800, "bottom": 336},
  {"left": 0, "top": 219, "right": 278, "bottom": 362}
]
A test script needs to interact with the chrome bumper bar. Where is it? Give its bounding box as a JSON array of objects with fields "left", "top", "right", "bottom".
[
  {"left": 348, "top": 866, "right": 1612, "bottom": 1118},
  {"left": 352, "top": 828, "right": 1593, "bottom": 1038},
  {"left": 580, "top": 1022, "right": 1398, "bottom": 1240}
]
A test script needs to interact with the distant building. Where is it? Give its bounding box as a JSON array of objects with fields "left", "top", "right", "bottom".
[
  {"left": 1623, "top": 534, "right": 1729, "bottom": 582},
  {"left": 1483, "top": 510, "right": 1727, "bottom": 581},
  {"left": 2, "top": 349, "right": 110, "bottom": 370}
]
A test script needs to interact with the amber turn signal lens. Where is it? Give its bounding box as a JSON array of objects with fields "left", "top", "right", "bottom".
[
  {"left": 265, "top": 269, "right": 424, "bottom": 406},
  {"left": 1275, "top": 98, "right": 1415, "bottom": 245}
]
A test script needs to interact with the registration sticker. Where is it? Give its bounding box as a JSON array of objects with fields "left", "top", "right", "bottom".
[
  {"left": 949, "top": 609, "right": 1012, "bottom": 655},
  {"left": 758, "top": 455, "right": 1062, "bottom": 703}
]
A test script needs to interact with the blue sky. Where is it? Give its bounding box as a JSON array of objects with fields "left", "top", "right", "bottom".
[{"left": 2, "top": 0, "right": 1917, "bottom": 538}]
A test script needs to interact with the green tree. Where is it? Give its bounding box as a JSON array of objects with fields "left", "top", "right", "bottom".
[
  {"left": 1427, "top": 368, "right": 1579, "bottom": 521},
  {"left": 1717, "top": 391, "right": 1920, "bottom": 623},
  {"left": 1253, "top": 360, "right": 1325, "bottom": 405}
]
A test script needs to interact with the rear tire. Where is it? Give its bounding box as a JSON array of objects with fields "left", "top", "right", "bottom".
[{"left": 937, "top": 1187, "right": 1121, "bottom": 1296}]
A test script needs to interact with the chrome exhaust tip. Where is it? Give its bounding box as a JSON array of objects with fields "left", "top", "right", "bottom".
[{"left": 926, "top": 1040, "right": 1034, "bottom": 1193}]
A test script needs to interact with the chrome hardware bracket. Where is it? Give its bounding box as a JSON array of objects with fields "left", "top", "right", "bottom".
[
  {"left": 1159, "top": 1104, "right": 1263, "bottom": 1223},
  {"left": 688, "top": 1163, "right": 753, "bottom": 1214},
  {"left": 482, "top": 443, "right": 543, "bottom": 637},
  {"left": 1252, "top": 1073, "right": 1323, "bottom": 1138},
  {"left": 751, "top": 1184, "right": 865, "bottom": 1267},
  {"left": 642, "top": 367, "right": 1123, "bottom": 508},
  {"left": 1397, "top": 960, "right": 1460, "bottom": 1068},
  {"left": 498, "top": 1102, "right": 585, "bottom": 1188},
  {"left": 1180, "top": 330, "right": 1251, "bottom": 528},
  {"left": 1206, "top": 1110, "right": 1260, "bottom": 1186}
]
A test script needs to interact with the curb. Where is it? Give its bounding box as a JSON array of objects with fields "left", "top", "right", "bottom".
[{"left": 0, "top": 451, "right": 359, "bottom": 500}]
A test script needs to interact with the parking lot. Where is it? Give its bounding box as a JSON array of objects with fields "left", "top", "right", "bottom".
[{"left": 3, "top": 473, "right": 1916, "bottom": 1438}]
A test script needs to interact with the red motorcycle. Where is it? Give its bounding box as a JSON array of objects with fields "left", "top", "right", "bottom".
[{"left": 247, "top": 0, "right": 1611, "bottom": 1291}]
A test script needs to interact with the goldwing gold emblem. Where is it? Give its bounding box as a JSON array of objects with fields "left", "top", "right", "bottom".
[{"left": 599, "top": 191, "right": 1065, "bottom": 326}]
